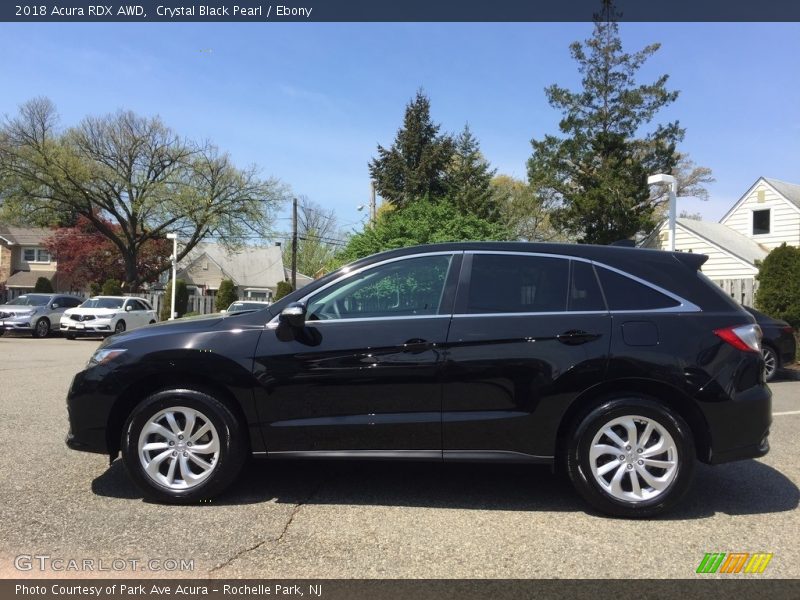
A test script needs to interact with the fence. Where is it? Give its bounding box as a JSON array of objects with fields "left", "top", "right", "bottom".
[{"left": 712, "top": 278, "right": 758, "bottom": 306}]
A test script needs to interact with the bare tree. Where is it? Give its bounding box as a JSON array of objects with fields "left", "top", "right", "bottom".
[
  {"left": 491, "top": 175, "right": 567, "bottom": 242},
  {"left": 651, "top": 152, "right": 715, "bottom": 217},
  {"left": 295, "top": 197, "right": 342, "bottom": 277},
  {"left": 0, "top": 98, "right": 286, "bottom": 288}
]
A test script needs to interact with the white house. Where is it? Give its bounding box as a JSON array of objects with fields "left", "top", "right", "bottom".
[
  {"left": 642, "top": 177, "right": 800, "bottom": 303},
  {"left": 175, "top": 243, "right": 313, "bottom": 301}
]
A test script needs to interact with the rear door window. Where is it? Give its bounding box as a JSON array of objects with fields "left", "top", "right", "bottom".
[
  {"left": 595, "top": 266, "right": 680, "bottom": 310},
  {"left": 569, "top": 261, "right": 606, "bottom": 312},
  {"left": 465, "top": 254, "right": 569, "bottom": 314}
]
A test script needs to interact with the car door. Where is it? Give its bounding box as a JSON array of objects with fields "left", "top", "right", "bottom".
[
  {"left": 442, "top": 252, "right": 612, "bottom": 461},
  {"left": 123, "top": 299, "right": 144, "bottom": 329},
  {"left": 253, "top": 252, "right": 461, "bottom": 456}
]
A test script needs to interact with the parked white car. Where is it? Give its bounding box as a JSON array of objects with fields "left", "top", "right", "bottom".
[{"left": 60, "top": 296, "right": 157, "bottom": 339}]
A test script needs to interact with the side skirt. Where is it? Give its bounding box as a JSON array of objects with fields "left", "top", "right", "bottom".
[{"left": 254, "top": 449, "right": 553, "bottom": 465}]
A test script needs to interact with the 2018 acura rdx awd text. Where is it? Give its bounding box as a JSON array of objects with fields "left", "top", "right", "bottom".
[{"left": 65, "top": 242, "right": 771, "bottom": 517}]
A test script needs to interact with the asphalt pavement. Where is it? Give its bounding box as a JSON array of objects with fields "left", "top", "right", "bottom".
[{"left": 0, "top": 335, "right": 797, "bottom": 579}]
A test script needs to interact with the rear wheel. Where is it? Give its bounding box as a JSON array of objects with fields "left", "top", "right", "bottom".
[
  {"left": 65, "top": 333, "right": 76, "bottom": 340},
  {"left": 121, "top": 388, "right": 247, "bottom": 503},
  {"left": 762, "top": 345, "right": 779, "bottom": 382},
  {"left": 565, "top": 397, "right": 695, "bottom": 518},
  {"left": 33, "top": 318, "right": 50, "bottom": 338}
]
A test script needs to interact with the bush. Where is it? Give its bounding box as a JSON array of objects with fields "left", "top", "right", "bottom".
[
  {"left": 216, "top": 279, "right": 238, "bottom": 312},
  {"left": 34, "top": 277, "right": 54, "bottom": 293},
  {"left": 89, "top": 282, "right": 102, "bottom": 297},
  {"left": 755, "top": 243, "right": 800, "bottom": 328},
  {"left": 160, "top": 279, "right": 189, "bottom": 320},
  {"left": 101, "top": 279, "right": 123, "bottom": 296},
  {"left": 182, "top": 311, "right": 200, "bottom": 318},
  {"left": 274, "top": 280, "right": 293, "bottom": 301}
]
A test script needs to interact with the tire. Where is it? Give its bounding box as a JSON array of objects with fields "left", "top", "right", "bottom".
[
  {"left": 149, "top": 320, "right": 156, "bottom": 325},
  {"left": 565, "top": 397, "right": 695, "bottom": 518},
  {"left": 121, "top": 388, "right": 247, "bottom": 503},
  {"left": 0, "top": 329, "right": 5, "bottom": 337},
  {"left": 762, "top": 345, "right": 779, "bottom": 382},
  {"left": 32, "top": 318, "right": 50, "bottom": 338},
  {"left": 65, "top": 334, "right": 76, "bottom": 340},
  {"left": 114, "top": 320, "right": 126, "bottom": 334}
]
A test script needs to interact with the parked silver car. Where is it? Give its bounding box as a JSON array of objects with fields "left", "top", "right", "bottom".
[{"left": 0, "top": 294, "right": 84, "bottom": 338}]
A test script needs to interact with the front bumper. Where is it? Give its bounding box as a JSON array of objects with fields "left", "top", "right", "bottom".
[
  {"left": 1, "top": 317, "right": 36, "bottom": 332},
  {"left": 65, "top": 368, "right": 115, "bottom": 454},
  {"left": 60, "top": 319, "right": 113, "bottom": 336}
]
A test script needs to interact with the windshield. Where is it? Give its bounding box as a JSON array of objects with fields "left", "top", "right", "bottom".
[
  {"left": 80, "top": 297, "right": 124, "bottom": 309},
  {"left": 3, "top": 294, "right": 50, "bottom": 306},
  {"left": 228, "top": 302, "right": 268, "bottom": 311}
]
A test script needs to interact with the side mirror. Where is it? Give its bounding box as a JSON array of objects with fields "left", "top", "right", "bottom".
[
  {"left": 125, "top": 305, "right": 133, "bottom": 312},
  {"left": 220, "top": 309, "right": 227, "bottom": 314},
  {"left": 279, "top": 302, "right": 306, "bottom": 329},
  {"left": 51, "top": 303, "right": 59, "bottom": 309}
]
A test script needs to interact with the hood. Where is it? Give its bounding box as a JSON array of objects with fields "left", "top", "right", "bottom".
[
  {"left": 106, "top": 313, "right": 230, "bottom": 344},
  {"left": 66, "top": 307, "right": 120, "bottom": 316}
]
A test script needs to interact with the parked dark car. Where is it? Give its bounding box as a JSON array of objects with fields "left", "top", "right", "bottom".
[
  {"left": 743, "top": 306, "right": 797, "bottom": 381},
  {"left": 65, "top": 243, "right": 770, "bottom": 518}
]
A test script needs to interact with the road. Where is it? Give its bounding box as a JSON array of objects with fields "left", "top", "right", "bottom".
[{"left": 0, "top": 335, "right": 798, "bottom": 578}]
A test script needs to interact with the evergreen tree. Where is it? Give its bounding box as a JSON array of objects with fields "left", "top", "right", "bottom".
[
  {"left": 216, "top": 279, "right": 238, "bottom": 312},
  {"left": 34, "top": 277, "right": 53, "bottom": 293},
  {"left": 160, "top": 279, "right": 189, "bottom": 320},
  {"left": 369, "top": 91, "right": 454, "bottom": 208},
  {"left": 274, "top": 280, "right": 293, "bottom": 301},
  {"left": 528, "top": 7, "right": 684, "bottom": 244},
  {"left": 755, "top": 243, "right": 800, "bottom": 328},
  {"left": 446, "top": 124, "right": 497, "bottom": 220},
  {"left": 101, "top": 279, "right": 123, "bottom": 296}
]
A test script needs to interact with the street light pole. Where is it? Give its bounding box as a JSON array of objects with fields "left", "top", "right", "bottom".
[
  {"left": 166, "top": 233, "right": 178, "bottom": 320},
  {"left": 647, "top": 174, "right": 678, "bottom": 251},
  {"left": 291, "top": 197, "right": 297, "bottom": 290}
]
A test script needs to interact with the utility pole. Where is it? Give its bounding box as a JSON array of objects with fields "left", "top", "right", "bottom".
[
  {"left": 291, "top": 197, "right": 297, "bottom": 290},
  {"left": 369, "top": 180, "right": 377, "bottom": 224}
]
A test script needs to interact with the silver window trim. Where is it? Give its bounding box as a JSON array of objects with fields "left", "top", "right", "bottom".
[
  {"left": 462, "top": 249, "right": 700, "bottom": 315},
  {"left": 269, "top": 251, "right": 458, "bottom": 325},
  {"left": 268, "top": 247, "right": 700, "bottom": 325}
]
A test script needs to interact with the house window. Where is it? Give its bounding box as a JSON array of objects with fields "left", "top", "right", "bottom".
[
  {"left": 23, "top": 248, "right": 51, "bottom": 263},
  {"left": 753, "top": 209, "right": 770, "bottom": 235}
]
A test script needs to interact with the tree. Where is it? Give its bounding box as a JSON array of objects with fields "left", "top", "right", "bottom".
[
  {"left": 527, "top": 8, "right": 687, "bottom": 244},
  {"left": 335, "top": 199, "right": 510, "bottom": 264},
  {"left": 296, "top": 198, "right": 343, "bottom": 277},
  {"left": 368, "top": 91, "right": 454, "bottom": 208},
  {"left": 161, "top": 279, "right": 189, "bottom": 320},
  {"left": 101, "top": 279, "right": 123, "bottom": 295},
  {"left": 44, "top": 216, "right": 171, "bottom": 291},
  {"left": 34, "top": 277, "right": 53, "bottom": 292},
  {"left": 446, "top": 124, "right": 497, "bottom": 220},
  {"left": 491, "top": 175, "right": 565, "bottom": 242},
  {"left": 216, "top": 279, "right": 238, "bottom": 312},
  {"left": 755, "top": 243, "right": 800, "bottom": 328},
  {"left": 0, "top": 98, "right": 286, "bottom": 289},
  {"left": 274, "top": 280, "right": 293, "bottom": 301}
]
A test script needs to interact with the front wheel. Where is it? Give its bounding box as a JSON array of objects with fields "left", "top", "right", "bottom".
[
  {"left": 33, "top": 318, "right": 50, "bottom": 338},
  {"left": 121, "top": 388, "right": 247, "bottom": 503},
  {"left": 762, "top": 346, "right": 779, "bottom": 382},
  {"left": 565, "top": 397, "right": 695, "bottom": 518},
  {"left": 114, "top": 320, "right": 126, "bottom": 334}
]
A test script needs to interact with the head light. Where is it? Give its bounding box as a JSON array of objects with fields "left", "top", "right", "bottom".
[{"left": 87, "top": 348, "right": 127, "bottom": 368}]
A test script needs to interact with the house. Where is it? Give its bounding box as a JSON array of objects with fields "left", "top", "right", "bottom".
[
  {"left": 642, "top": 177, "right": 800, "bottom": 303},
  {"left": 175, "top": 243, "right": 313, "bottom": 301},
  {"left": 0, "top": 225, "right": 60, "bottom": 301}
]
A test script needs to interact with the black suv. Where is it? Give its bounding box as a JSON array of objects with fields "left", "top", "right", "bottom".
[{"left": 66, "top": 243, "right": 770, "bottom": 517}]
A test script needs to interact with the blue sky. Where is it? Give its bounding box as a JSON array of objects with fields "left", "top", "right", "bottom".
[{"left": 2, "top": 22, "right": 799, "bottom": 240}]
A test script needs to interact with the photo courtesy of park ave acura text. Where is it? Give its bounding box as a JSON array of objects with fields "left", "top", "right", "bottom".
[{"left": 1, "top": 0, "right": 799, "bottom": 587}]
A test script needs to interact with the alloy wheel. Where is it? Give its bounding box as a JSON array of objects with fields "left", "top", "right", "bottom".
[
  {"left": 588, "top": 415, "right": 679, "bottom": 503},
  {"left": 35, "top": 319, "right": 49, "bottom": 338},
  {"left": 137, "top": 406, "right": 220, "bottom": 491},
  {"left": 762, "top": 347, "right": 777, "bottom": 381}
]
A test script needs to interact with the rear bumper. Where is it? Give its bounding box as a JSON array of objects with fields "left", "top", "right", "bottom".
[{"left": 704, "top": 383, "right": 772, "bottom": 465}]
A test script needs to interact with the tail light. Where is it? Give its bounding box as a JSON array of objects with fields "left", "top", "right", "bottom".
[
  {"left": 781, "top": 325, "right": 794, "bottom": 335},
  {"left": 714, "top": 324, "right": 762, "bottom": 353}
]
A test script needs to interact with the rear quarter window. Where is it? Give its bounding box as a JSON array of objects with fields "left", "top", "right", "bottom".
[{"left": 596, "top": 266, "right": 679, "bottom": 311}]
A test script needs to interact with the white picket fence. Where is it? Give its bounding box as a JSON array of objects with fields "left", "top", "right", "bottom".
[{"left": 712, "top": 278, "right": 758, "bottom": 306}]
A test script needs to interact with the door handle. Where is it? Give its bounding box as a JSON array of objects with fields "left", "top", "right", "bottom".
[
  {"left": 403, "top": 338, "right": 432, "bottom": 353},
  {"left": 556, "top": 330, "right": 601, "bottom": 346}
]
